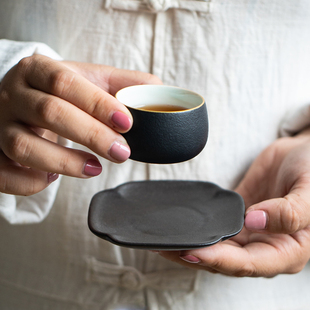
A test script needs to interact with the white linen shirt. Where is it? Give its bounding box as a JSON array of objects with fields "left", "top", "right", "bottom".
[{"left": 1, "top": 0, "right": 310, "bottom": 309}]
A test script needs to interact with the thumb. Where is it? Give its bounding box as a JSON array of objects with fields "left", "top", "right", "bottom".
[
  {"left": 245, "top": 188, "right": 310, "bottom": 234},
  {"left": 62, "top": 61, "right": 162, "bottom": 95},
  {"left": 108, "top": 68, "right": 163, "bottom": 96}
]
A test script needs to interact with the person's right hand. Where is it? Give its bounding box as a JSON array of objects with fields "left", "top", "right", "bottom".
[{"left": 0, "top": 54, "right": 161, "bottom": 195}]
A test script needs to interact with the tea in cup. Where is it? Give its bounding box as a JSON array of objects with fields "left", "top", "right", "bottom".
[{"left": 115, "top": 85, "right": 208, "bottom": 164}]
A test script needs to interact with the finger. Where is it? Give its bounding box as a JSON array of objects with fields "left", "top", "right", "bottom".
[
  {"left": 20, "top": 55, "right": 132, "bottom": 133},
  {"left": 107, "top": 68, "right": 163, "bottom": 95},
  {"left": 0, "top": 150, "right": 59, "bottom": 196},
  {"left": 244, "top": 178, "right": 310, "bottom": 234},
  {"left": 158, "top": 251, "right": 219, "bottom": 274},
  {"left": 173, "top": 230, "right": 310, "bottom": 277},
  {"left": 11, "top": 89, "right": 131, "bottom": 163},
  {"left": 0, "top": 122, "right": 104, "bottom": 177},
  {"left": 62, "top": 62, "right": 163, "bottom": 95}
]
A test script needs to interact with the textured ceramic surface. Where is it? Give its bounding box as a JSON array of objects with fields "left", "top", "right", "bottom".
[
  {"left": 88, "top": 181, "right": 245, "bottom": 250},
  {"left": 116, "top": 85, "right": 208, "bottom": 164}
]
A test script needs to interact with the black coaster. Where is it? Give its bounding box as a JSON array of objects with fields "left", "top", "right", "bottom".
[{"left": 88, "top": 181, "right": 245, "bottom": 250}]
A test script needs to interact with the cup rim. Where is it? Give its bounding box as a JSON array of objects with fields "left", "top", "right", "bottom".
[{"left": 115, "top": 85, "right": 205, "bottom": 113}]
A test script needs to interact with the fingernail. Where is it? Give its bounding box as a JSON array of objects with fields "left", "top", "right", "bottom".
[
  {"left": 245, "top": 210, "right": 267, "bottom": 230},
  {"left": 83, "top": 159, "right": 102, "bottom": 176},
  {"left": 109, "top": 141, "right": 131, "bottom": 162},
  {"left": 180, "top": 255, "right": 201, "bottom": 264},
  {"left": 47, "top": 172, "right": 59, "bottom": 183},
  {"left": 111, "top": 111, "right": 132, "bottom": 131}
]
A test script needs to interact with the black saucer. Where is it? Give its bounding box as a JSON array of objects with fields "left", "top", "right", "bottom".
[{"left": 88, "top": 181, "right": 245, "bottom": 250}]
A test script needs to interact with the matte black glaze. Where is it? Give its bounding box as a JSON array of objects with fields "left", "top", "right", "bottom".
[
  {"left": 88, "top": 180, "right": 245, "bottom": 251},
  {"left": 122, "top": 103, "right": 208, "bottom": 164}
]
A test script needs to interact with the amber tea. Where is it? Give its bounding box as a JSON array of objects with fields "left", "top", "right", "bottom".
[{"left": 138, "top": 104, "right": 188, "bottom": 112}]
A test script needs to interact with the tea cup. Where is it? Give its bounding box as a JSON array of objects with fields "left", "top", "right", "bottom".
[{"left": 115, "top": 85, "right": 208, "bottom": 164}]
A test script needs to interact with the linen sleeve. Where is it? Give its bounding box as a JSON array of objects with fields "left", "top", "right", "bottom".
[
  {"left": 0, "top": 38, "right": 62, "bottom": 80},
  {"left": 0, "top": 39, "right": 72, "bottom": 224},
  {"left": 279, "top": 104, "right": 310, "bottom": 137}
]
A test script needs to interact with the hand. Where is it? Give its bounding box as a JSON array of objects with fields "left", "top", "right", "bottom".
[
  {"left": 159, "top": 129, "right": 310, "bottom": 277},
  {"left": 0, "top": 55, "right": 161, "bottom": 195}
]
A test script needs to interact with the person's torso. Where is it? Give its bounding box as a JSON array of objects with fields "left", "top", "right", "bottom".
[{"left": 1, "top": 1, "right": 310, "bottom": 309}]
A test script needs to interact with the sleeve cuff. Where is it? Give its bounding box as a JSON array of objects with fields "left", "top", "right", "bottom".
[
  {"left": 279, "top": 104, "right": 310, "bottom": 137},
  {"left": 0, "top": 39, "right": 62, "bottom": 81}
]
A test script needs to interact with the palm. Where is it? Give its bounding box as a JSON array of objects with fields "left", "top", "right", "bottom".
[
  {"left": 227, "top": 135, "right": 310, "bottom": 276},
  {"left": 160, "top": 134, "right": 310, "bottom": 277}
]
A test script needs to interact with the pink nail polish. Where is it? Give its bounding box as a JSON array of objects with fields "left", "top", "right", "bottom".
[
  {"left": 112, "top": 111, "right": 132, "bottom": 131},
  {"left": 47, "top": 172, "right": 59, "bottom": 183},
  {"left": 109, "top": 141, "right": 131, "bottom": 162},
  {"left": 180, "top": 255, "right": 201, "bottom": 264},
  {"left": 245, "top": 210, "right": 267, "bottom": 230},
  {"left": 83, "top": 159, "right": 102, "bottom": 176}
]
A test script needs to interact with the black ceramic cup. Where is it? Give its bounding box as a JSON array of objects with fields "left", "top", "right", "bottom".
[{"left": 115, "top": 85, "right": 208, "bottom": 164}]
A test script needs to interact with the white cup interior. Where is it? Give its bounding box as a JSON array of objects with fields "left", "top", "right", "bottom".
[{"left": 116, "top": 85, "right": 204, "bottom": 110}]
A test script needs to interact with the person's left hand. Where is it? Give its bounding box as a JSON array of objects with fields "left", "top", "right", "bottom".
[{"left": 159, "top": 128, "right": 310, "bottom": 277}]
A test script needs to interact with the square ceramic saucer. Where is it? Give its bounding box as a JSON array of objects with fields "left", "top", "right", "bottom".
[{"left": 88, "top": 180, "right": 245, "bottom": 251}]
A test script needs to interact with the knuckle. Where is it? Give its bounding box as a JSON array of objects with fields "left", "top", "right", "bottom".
[
  {"left": 16, "top": 56, "right": 34, "bottom": 72},
  {"left": 207, "top": 260, "right": 222, "bottom": 271},
  {"left": 35, "top": 96, "right": 64, "bottom": 125},
  {"left": 4, "top": 130, "right": 32, "bottom": 163},
  {"left": 233, "top": 263, "right": 257, "bottom": 277},
  {"left": 88, "top": 91, "right": 105, "bottom": 118},
  {"left": 0, "top": 58, "right": 34, "bottom": 101},
  {"left": 49, "top": 69, "right": 75, "bottom": 96},
  {"left": 57, "top": 155, "right": 70, "bottom": 174},
  {"left": 203, "top": 259, "right": 243, "bottom": 276},
  {"left": 0, "top": 87, "right": 10, "bottom": 108},
  {"left": 0, "top": 140, "right": 49, "bottom": 196},
  {"left": 16, "top": 54, "right": 45, "bottom": 75},
  {"left": 280, "top": 197, "right": 303, "bottom": 234},
  {"left": 85, "top": 126, "right": 102, "bottom": 150}
]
